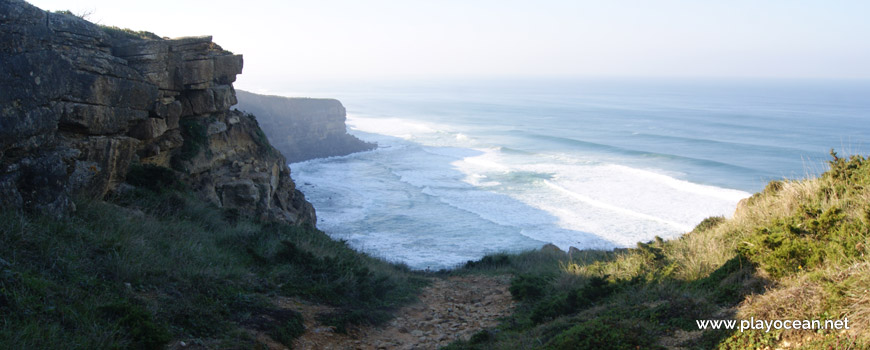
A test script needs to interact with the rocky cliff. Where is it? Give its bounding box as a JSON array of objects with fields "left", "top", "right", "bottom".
[
  {"left": 0, "top": 0, "right": 314, "bottom": 224},
  {"left": 235, "top": 90, "right": 376, "bottom": 163}
]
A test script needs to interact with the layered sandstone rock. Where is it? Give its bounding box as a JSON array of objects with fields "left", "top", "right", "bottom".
[
  {"left": 0, "top": 0, "right": 314, "bottom": 224},
  {"left": 235, "top": 90, "right": 376, "bottom": 163}
]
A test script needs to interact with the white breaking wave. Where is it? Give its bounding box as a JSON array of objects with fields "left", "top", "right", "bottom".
[
  {"left": 543, "top": 180, "right": 693, "bottom": 232},
  {"left": 448, "top": 147, "right": 750, "bottom": 246},
  {"left": 292, "top": 113, "right": 752, "bottom": 269}
]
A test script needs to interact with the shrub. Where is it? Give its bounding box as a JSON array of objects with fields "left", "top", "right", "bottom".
[
  {"left": 253, "top": 127, "right": 278, "bottom": 157},
  {"left": 469, "top": 330, "right": 495, "bottom": 344},
  {"left": 98, "top": 301, "right": 171, "bottom": 350},
  {"left": 268, "top": 310, "right": 305, "bottom": 347},
  {"left": 530, "top": 276, "right": 614, "bottom": 324},
  {"left": 691, "top": 254, "right": 759, "bottom": 304},
  {"left": 271, "top": 241, "right": 421, "bottom": 332},
  {"left": 693, "top": 216, "right": 726, "bottom": 233},
  {"left": 172, "top": 118, "right": 209, "bottom": 170},
  {"left": 738, "top": 200, "right": 857, "bottom": 278},
  {"left": 464, "top": 254, "right": 511, "bottom": 269},
  {"left": 509, "top": 274, "right": 552, "bottom": 302}
]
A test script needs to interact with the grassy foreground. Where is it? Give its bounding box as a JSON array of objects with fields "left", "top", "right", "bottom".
[
  {"left": 0, "top": 166, "right": 425, "bottom": 349},
  {"left": 2, "top": 153, "right": 868, "bottom": 349},
  {"left": 446, "top": 151, "right": 869, "bottom": 350}
]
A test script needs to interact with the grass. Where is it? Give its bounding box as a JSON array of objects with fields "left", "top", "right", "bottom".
[
  {"left": 444, "top": 151, "right": 870, "bottom": 350},
  {"left": 52, "top": 10, "right": 161, "bottom": 41},
  {"left": 100, "top": 25, "right": 162, "bottom": 41},
  {"left": 3, "top": 151, "right": 868, "bottom": 349},
  {"left": 0, "top": 165, "right": 425, "bottom": 349}
]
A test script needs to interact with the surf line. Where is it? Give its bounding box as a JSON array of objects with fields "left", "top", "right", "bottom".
[{"left": 543, "top": 180, "right": 694, "bottom": 232}]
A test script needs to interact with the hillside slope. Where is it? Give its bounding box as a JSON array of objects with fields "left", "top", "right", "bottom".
[
  {"left": 447, "top": 151, "right": 869, "bottom": 350},
  {"left": 3, "top": 1, "right": 867, "bottom": 349},
  {"left": 0, "top": 180, "right": 426, "bottom": 349}
]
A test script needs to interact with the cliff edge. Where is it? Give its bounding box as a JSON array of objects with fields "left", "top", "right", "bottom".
[
  {"left": 0, "top": 0, "right": 314, "bottom": 224},
  {"left": 235, "top": 90, "right": 376, "bottom": 163}
]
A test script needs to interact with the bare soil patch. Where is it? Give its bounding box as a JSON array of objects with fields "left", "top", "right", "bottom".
[{"left": 288, "top": 275, "right": 515, "bottom": 350}]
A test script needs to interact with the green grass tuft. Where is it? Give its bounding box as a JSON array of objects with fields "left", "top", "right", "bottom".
[
  {"left": 171, "top": 118, "right": 209, "bottom": 170},
  {"left": 0, "top": 180, "right": 424, "bottom": 348}
]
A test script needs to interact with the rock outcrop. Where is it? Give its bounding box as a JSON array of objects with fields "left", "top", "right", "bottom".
[
  {"left": 235, "top": 90, "right": 376, "bottom": 163},
  {"left": 0, "top": 0, "right": 314, "bottom": 224}
]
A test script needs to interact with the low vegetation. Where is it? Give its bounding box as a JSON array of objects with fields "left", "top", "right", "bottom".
[
  {"left": 2, "top": 151, "right": 867, "bottom": 349},
  {"left": 445, "top": 151, "right": 869, "bottom": 350},
  {"left": 53, "top": 10, "right": 161, "bottom": 40},
  {"left": 100, "top": 25, "right": 162, "bottom": 41},
  {"left": 171, "top": 118, "right": 210, "bottom": 170},
  {"left": 0, "top": 164, "right": 425, "bottom": 349}
]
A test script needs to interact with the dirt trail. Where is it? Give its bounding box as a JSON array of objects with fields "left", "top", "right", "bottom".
[{"left": 287, "top": 275, "right": 515, "bottom": 350}]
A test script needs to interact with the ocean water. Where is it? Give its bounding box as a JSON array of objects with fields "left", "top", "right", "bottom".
[{"left": 282, "top": 78, "right": 870, "bottom": 270}]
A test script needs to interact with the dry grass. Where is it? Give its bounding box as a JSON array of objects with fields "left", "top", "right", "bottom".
[
  {"left": 562, "top": 250, "right": 647, "bottom": 279},
  {"left": 737, "top": 277, "right": 826, "bottom": 321},
  {"left": 831, "top": 262, "right": 870, "bottom": 338},
  {"left": 561, "top": 178, "right": 827, "bottom": 283},
  {"left": 551, "top": 155, "right": 870, "bottom": 349},
  {"left": 737, "top": 263, "right": 870, "bottom": 345}
]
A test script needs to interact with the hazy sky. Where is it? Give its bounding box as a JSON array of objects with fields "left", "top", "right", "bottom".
[{"left": 28, "top": 0, "right": 870, "bottom": 91}]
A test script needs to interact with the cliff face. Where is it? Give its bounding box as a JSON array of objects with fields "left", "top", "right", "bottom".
[
  {"left": 0, "top": 0, "right": 314, "bottom": 224},
  {"left": 235, "top": 90, "right": 376, "bottom": 163}
]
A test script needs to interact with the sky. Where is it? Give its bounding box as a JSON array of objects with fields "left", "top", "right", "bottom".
[{"left": 27, "top": 0, "right": 870, "bottom": 91}]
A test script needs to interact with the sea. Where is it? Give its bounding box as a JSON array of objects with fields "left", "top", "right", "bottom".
[{"left": 273, "top": 78, "right": 870, "bottom": 270}]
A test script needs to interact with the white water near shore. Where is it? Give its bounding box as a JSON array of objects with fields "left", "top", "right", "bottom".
[
  {"left": 293, "top": 115, "right": 751, "bottom": 269},
  {"left": 288, "top": 79, "right": 870, "bottom": 269}
]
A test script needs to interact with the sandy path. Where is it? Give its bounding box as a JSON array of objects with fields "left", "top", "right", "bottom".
[{"left": 286, "top": 275, "right": 515, "bottom": 350}]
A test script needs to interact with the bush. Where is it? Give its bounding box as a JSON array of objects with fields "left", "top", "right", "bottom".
[
  {"left": 269, "top": 310, "right": 305, "bottom": 347},
  {"left": 98, "top": 301, "right": 171, "bottom": 350},
  {"left": 271, "top": 240, "right": 422, "bottom": 332},
  {"left": 172, "top": 118, "right": 209, "bottom": 170},
  {"left": 509, "top": 274, "right": 551, "bottom": 302},
  {"left": 693, "top": 216, "right": 725, "bottom": 233},
  {"left": 464, "top": 254, "right": 511, "bottom": 269},
  {"left": 691, "top": 254, "right": 758, "bottom": 304},
  {"left": 469, "top": 330, "right": 495, "bottom": 344},
  {"left": 253, "top": 127, "right": 278, "bottom": 157},
  {"left": 738, "top": 201, "right": 857, "bottom": 278},
  {"left": 530, "top": 276, "right": 614, "bottom": 324}
]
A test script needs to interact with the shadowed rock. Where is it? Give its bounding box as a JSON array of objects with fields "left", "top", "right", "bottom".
[{"left": 0, "top": 0, "right": 314, "bottom": 224}]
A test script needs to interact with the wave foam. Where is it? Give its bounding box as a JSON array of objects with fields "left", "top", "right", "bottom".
[
  {"left": 295, "top": 114, "right": 752, "bottom": 268},
  {"left": 544, "top": 180, "right": 693, "bottom": 232}
]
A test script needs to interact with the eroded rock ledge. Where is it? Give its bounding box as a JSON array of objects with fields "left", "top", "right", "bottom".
[{"left": 0, "top": 0, "right": 314, "bottom": 224}]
